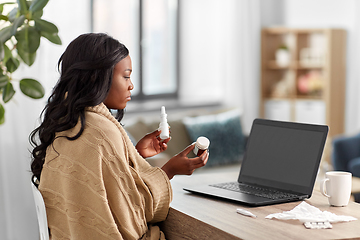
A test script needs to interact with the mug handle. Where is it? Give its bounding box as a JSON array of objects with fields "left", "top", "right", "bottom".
[{"left": 320, "top": 178, "right": 330, "bottom": 198}]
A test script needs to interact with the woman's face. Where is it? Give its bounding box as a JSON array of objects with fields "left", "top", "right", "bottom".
[{"left": 104, "top": 55, "right": 133, "bottom": 109}]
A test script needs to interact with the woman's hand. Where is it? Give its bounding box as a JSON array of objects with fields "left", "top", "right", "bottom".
[
  {"left": 136, "top": 130, "right": 171, "bottom": 158},
  {"left": 161, "top": 143, "right": 209, "bottom": 180}
]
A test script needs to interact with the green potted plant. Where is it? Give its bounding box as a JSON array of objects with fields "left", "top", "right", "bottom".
[
  {"left": 275, "top": 43, "right": 290, "bottom": 67},
  {"left": 0, "top": 0, "right": 61, "bottom": 124}
]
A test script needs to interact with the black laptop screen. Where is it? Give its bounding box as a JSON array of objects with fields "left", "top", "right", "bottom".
[{"left": 238, "top": 119, "right": 328, "bottom": 194}]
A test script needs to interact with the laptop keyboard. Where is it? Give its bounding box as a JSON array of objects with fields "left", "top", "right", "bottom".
[{"left": 210, "top": 182, "right": 299, "bottom": 200}]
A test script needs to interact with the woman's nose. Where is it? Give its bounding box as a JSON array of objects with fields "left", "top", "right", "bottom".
[{"left": 129, "top": 80, "right": 134, "bottom": 90}]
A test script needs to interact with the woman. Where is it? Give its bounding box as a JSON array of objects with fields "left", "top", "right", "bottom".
[{"left": 30, "top": 33, "right": 208, "bottom": 240}]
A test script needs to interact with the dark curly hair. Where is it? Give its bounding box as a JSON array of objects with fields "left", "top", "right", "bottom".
[{"left": 30, "top": 33, "right": 129, "bottom": 184}]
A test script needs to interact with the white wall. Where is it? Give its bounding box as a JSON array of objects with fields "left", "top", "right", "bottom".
[{"left": 0, "top": 1, "right": 91, "bottom": 239}]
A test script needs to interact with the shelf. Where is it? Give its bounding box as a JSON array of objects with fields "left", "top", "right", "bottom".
[
  {"left": 260, "top": 27, "right": 346, "bottom": 137},
  {"left": 263, "top": 27, "right": 327, "bottom": 35},
  {"left": 295, "top": 95, "right": 323, "bottom": 100},
  {"left": 296, "top": 63, "right": 324, "bottom": 69},
  {"left": 264, "top": 95, "right": 323, "bottom": 101},
  {"left": 266, "top": 61, "right": 291, "bottom": 69},
  {"left": 266, "top": 61, "right": 324, "bottom": 70}
]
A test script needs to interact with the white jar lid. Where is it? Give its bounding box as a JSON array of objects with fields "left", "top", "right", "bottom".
[{"left": 196, "top": 136, "right": 210, "bottom": 150}]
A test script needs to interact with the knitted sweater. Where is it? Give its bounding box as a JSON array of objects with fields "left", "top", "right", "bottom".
[{"left": 39, "top": 103, "right": 173, "bottom": 240}]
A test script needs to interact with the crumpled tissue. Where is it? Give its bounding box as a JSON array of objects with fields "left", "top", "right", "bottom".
[{"left": 265, "top": 201, "right": 357, "bottom": 229}]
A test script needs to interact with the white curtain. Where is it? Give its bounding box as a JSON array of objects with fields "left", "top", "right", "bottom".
[
  {"left": 347, "top": 0, "right": 360, "bottom": 133},
  {"left": 232, "top": 0, "right": 261, "bottom": 134},
  {"left": 179, "top": 0, "right": 262, "bottom": 134}
]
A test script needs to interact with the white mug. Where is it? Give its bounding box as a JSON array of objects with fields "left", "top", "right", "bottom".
[{"left": 320, "top": 171, "right": 352, "bottom": 206}]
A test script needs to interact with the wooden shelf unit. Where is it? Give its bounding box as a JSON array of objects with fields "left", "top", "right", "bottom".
[{"left": 260, "top": 27, "right": 346, "bottom": 137}]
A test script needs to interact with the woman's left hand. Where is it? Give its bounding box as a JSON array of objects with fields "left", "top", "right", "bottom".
[{"left": 136, "top": 130, "right": 171, "bottom": 158}]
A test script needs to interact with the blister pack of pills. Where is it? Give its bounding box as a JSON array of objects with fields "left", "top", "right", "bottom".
[{"left": 304, "top": 221, "right": 332, "bottom": 229}]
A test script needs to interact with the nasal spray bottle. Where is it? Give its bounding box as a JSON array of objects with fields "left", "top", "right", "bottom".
[{"left": 159, "top": 106, "right": 170, "bottom": 139}]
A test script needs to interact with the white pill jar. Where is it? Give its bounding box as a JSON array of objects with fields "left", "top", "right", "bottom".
[{"left": 193, "top": 136, "right": 210, "bottom": 157}]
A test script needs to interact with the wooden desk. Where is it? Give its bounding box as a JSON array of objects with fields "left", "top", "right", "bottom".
[{"left": 160, "top": 169, "right": 360, "bottom": 240}]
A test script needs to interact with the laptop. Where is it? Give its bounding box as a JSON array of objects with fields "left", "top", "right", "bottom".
[{"left": 183, "top": 118, "right": 329, "bottom": 206}]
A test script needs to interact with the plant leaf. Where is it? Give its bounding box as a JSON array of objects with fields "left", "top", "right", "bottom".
[
  {"left": 3, "top": 44, "right": 11, "bottom": 63},
  {"left": 5, "top": 57, "right": 20, "bottom": 73},
  {"left": 1, "top": 2, "right": 17, "bottom": 8},
  {"left": 17, "top": 47, "right": 36, "bottom": 66},
  {"left": 29, "top": 0, "right": 49, "bottom": 13},
  {"left": 0, "top": 103, "right": 5, "bottom": 125},
  {"left": 7, "top": 7, "right": 18, "bottom": 22},
  {"left": 41, "top": 31, "right": 62, "bottom": 45},
  {"left": 0, "top": 75, "right": 9, "bottom": 88},
  {"left": 0, "top": 26, "right": 13, "bottom": 43},
  {"left": 34, "top": 19, "right": 58, "bottom": 33},
  {"left": 10, "top": 15, "right": 25, "bottom": 35},
  {"left": 15, "top": 25, "right": 41, "bottom": 53},
  {"left": 0, "top": 15, "right": 8, "bottom": 21},
  {"left": 24, "top": 1, "right": 43, "bottom": 19},
  {"left": 2, "top": 82, "right": 15, "bottom": 103},
  {"left": 20, "top": 78, "right": 44, "bottom": 99},
  {"left": 0, "top": 43, "right": 3, "bottom": 61},
  {"left": 17, "top": 0, "right": 28, "bottom": 15},
  {"left": 32, "top": 9, "right": 43, "bottom": 19}
]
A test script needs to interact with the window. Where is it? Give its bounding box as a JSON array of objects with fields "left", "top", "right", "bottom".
[{"left": 92, "top": 0, "right": 179, "bottom": 100}]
